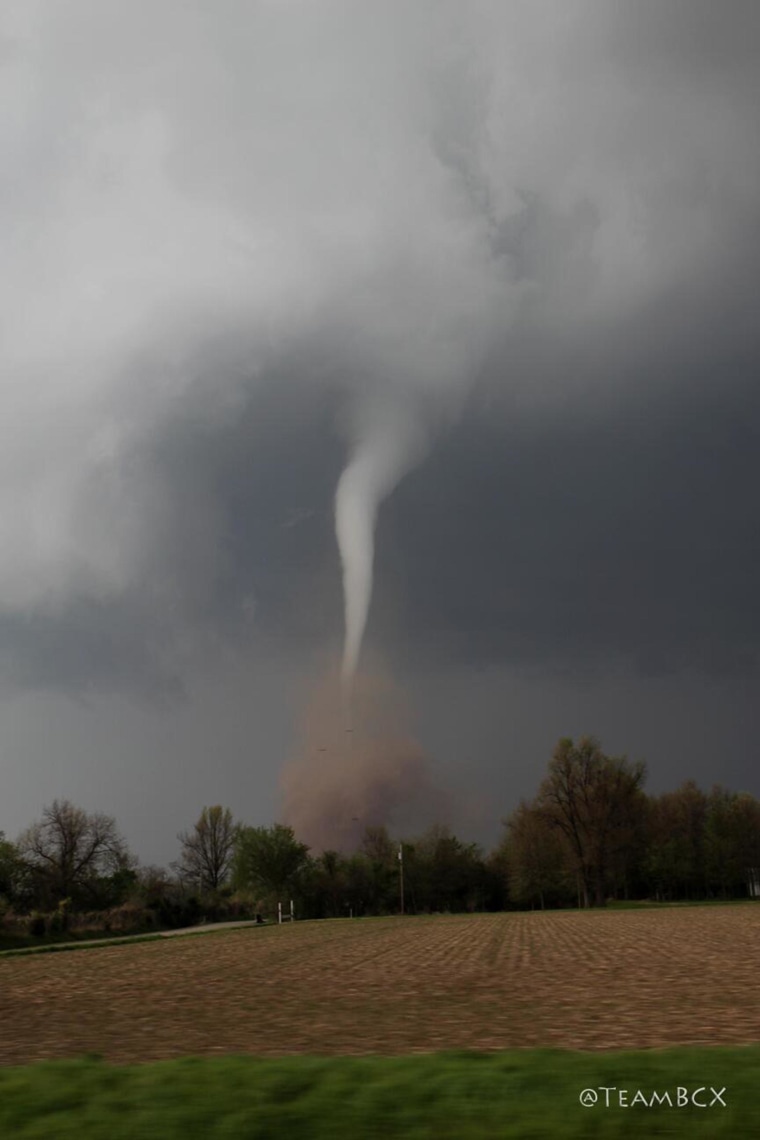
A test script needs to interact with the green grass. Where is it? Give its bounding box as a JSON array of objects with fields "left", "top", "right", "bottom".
[
  {"left": 0, "top": 920, "right": 264, "bottom": 958},
  {"left": 0, "top": 932, "right": 165, "bottom": 958},
  {"left": 0, "top": 1047, "right": 756, "bottom": 1138}
]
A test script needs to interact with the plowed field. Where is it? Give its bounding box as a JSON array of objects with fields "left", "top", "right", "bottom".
[{"left": 2, "top": 908, "right": 759, "bottom": 1064}]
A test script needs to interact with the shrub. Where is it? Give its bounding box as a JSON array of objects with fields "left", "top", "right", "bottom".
[
  {"left": 225, "top": 890, "right": 258, "bottom": 919},
  {"left": 103, "top": 902, "right": 156, "bottom": 934},
  {"left": 48, "top": 898, "right": 72, "bottom": 934},
  {"left": 27, "top": 912, "right": 46, "bottom": 937},
  {"left": 152, "top": 895, "right": 201, "bottom": 930}
]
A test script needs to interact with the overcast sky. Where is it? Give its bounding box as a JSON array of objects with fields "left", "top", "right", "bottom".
[{"left": 1, "top": 1, "right": 759, "bottom": 866}]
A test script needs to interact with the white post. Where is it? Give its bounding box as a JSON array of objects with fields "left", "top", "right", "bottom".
[{"left": 278, "top": 900, "right": 294, "bottom": 923}]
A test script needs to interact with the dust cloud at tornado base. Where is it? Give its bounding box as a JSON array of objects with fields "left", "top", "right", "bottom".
[{"left": 280, "top": 662, "right": 451, "bottom": 853}]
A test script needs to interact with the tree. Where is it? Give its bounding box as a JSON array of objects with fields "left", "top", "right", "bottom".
[
  {"left": 315, "top": 850, "right": 347, "bottom": 917},
  {"left": 343, "top": 853, "right": 374, "bottom": 918},
  {"left": 16, "top": 800, "right": 132, "bottom": 908},
  {"left": 361, "top": 825, "right": 395, "bottom": 865},
  {"left": 133, "top": 864, "right": 175, "bottom": 910},
  {"left": 411, "top": 825, "right": 487, "bottom": 913},
  {"left": 88, "top": 861, "right": 139, "bottom": 910},
  {"left": 643, "top": 781, "right": 708, "bottom": 900},
  {"left": 233, "top": 824, "right": 310, "bottom": 902},
  {"left": 704, "top": 787, "right": 760, "bottom": 899},
  {"left": 730, "top": 792, "right": 760, "bottom": 889},
  {"left": 0, "top": 832, "right": 24, "bottom": 906},
  {"left": 359, "top": 825, "right": 398, "bottom": 914},
  {"left": 536, "top": 737, "right": 647, "bottom": 907},
  {"left": 174, "top": 806, "right": 239, "bottom": 893},
  {"left": 500, "top": 802, "right": 571, "bottom": 909},
  {"left": 295, "top": 850, "right": 350, "bottom": 920}
]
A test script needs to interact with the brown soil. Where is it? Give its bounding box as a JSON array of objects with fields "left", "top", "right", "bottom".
[{"left": 2, "top": 908, "right": 759, "bottom": 1064}]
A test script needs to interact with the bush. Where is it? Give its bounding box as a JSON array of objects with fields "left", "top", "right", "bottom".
[
  {"left": 151, "top": 895, "right": 202, "bottom": 930},
  {"left": 27, "top": 912, "right": 46, "bottom": 937},
  {"left": 225, "top": 890, "right": 258, "bottom": 919},
  {"left": 48, "top": 898, "right": 72, "bottom": 935},
  {"left": 103, "top": 902, "right": 157, "bottom": 934}
]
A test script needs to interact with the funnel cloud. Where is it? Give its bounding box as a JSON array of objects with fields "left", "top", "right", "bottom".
[{"left": 335, "top": 401, "right": 429, "bottom": 681}]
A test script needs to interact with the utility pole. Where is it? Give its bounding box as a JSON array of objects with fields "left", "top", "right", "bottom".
[{"left": 398, "top": 842, "right": 405, "bottom": 915}]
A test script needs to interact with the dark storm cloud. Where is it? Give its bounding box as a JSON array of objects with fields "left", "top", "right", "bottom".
[
  {"left": 1, "top": 0, "right": 759, "bottom": 696},
  {"left": 378, "top": 372, "right": 760, "bottom": 679},
  {"left": 0, "top": 597, "right": 184, "bottom": 701},
  {"left": 144, "top": 372, "right": 347, "bottom": 654},
  {"left": 376, "top": 213, "right": 760, "bottom": 679},
  {"left": 607, "top": 0, "right": 760, "bottom": 81},
  {"left": 4, "top": 375, "right": 348, "bottom": 698}
]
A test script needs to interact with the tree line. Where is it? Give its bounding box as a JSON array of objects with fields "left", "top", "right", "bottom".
[
  {"left": 503, "top": 736, "right": 760, "bottom": 909},
  {"left": 1, "top": 736, "right": 759, "bottom": 944}
]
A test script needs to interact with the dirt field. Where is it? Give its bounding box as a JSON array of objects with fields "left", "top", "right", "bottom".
[{"left": 2, "top": 908, "right": 759, "bottom": 1064}]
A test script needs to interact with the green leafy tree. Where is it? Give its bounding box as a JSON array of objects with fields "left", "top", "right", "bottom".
[
  {"left": 730, "top": 792, "right": 760, "bottom": 888},
  {"left": 343, "top": 853, "right": 374, "bottom": 917},
  {"left": 643, "top": 781, "right": 708, "bottom": 900},
  {"left": 704, "top": 787, "right": 760, "bottom": 899},
  {"left": 233, "top": 824, "right": 310, "bottom": 903},
  {"left": 315, "top": 850, "right": 347, "bottom": 917},
  {"left": 88, "top": 863, "right": 139, "bottom": 910},
  {"left": 294, "top": 850, "right": 351, "bottom": 920},
  {"left": 412, "top": 825, "right": 487, "bottom": 913},
  {"left": 360, "top": 825, "right": 398, "bottom": 914}
]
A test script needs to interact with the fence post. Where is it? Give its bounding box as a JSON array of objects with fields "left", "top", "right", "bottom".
[{"left": 278, "top": 900, "right": 295, "bottom": 924}]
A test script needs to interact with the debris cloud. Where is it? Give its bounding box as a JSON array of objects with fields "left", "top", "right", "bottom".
[{"left": 281, "top": 662, "right": 449, "bottom": 852}]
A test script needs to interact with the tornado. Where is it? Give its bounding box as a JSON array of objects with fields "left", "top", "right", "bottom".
[{"left": 335, "top": 401, "right": 424, "bottom": 684}]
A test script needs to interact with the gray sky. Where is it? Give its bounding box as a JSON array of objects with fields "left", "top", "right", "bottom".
[{"left": 1, "top": 1, "right": 759, "bottom": 865}]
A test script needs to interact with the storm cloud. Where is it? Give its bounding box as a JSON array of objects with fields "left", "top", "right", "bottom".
[{"left": 1, "top": 1, "right": 759, "bottom": 860}]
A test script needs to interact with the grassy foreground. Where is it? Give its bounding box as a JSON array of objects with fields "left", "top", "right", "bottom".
[
  {"left": 0, "top": 932, "right": 165, "bottom": 957},
  {"left": 0, "top": 1047, "right": 757, "bottom": 1139}
]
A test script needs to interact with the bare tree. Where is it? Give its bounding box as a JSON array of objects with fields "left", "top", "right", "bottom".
[
  {"left": 175, "top": 806, "right": 238, "bottom": 893},
  {"left": 17, "top": 799, "right": 131, "bottom": 906},
  {"left": 135, "top": 864, "right": 174, "bottom": 902}
]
